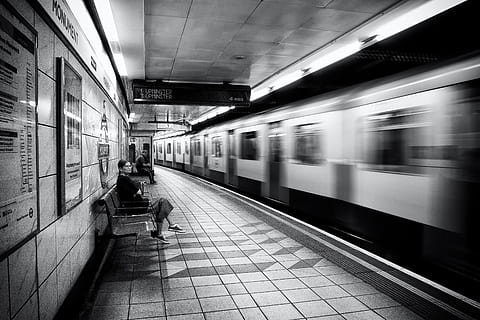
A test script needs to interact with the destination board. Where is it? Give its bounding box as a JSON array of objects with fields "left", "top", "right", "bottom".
[
  {"left": 0, "top": 3, "right": 37, "bottom": 256},
  {"left": 133, "top": 82, "right": 250, "bottom": 107}
]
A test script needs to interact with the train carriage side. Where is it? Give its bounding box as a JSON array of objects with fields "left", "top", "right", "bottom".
[
  {"left": 173, "top": 137, "right": 185, "bottom": 170},
  {"left": 184, "top": 135, "right": 191, "bottom": 172},
  {"left": 345, "top": 55, "right": 480, "bottom": 277},
  {"left": 191, "top": 134, "right": 205, "bottom": 176},
  {"left": 206, "top": 128, "right": 228, "bottom": 185},
  {"left": 233, "top": 122, "right": 267, "bottom": 198},
  {"left": 164, "top": 138, "right": 174, "bottom": 167},
  {"left": 153, "top": 139, "right": 164, "bottom": 165}
]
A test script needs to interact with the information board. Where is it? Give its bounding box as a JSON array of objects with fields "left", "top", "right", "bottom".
[
  {"left": 133, "top": 81, "right": 251, "bottom": 107},
  {"left": 57, "top": 57, "right": 82, "bottom": 215},
  {"left": 0, "top": 3, "right": 38, "bottom": 256}
]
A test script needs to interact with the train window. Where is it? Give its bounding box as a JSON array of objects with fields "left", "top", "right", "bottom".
[
  {"left": 240, "top": 131, "right": 258, "bottom": 160},
  {"left": 159, "top": 143, "right": 163, "bottom": 153},
  {"left": 212, "top": 136, "right": 222, "bottom": 158},
  {"left": 293, "top": 123, "right": 323, "bottom": 165},
  {"left": 364, "top": 106, "right": 430, "bottom": 173},
  {"left": 176, "top": 142, "right": 181, "bottom": 154},
  {"left": 193, "top": 139, "right": 201, "bottom": 156},
  {"left": 167, "top": 143, "right": 171, "bottom": 154},
  {"left": 185, "top": 141, "right": 189, "bottom": 155}
]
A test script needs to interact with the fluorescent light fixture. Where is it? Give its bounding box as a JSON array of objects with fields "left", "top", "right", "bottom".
[
  {"left": 251, "top": 0, "right": 466, "bottom": 102},
  {"left": 113, "top": 53, "right": 128, "bottom": 76},
  {"left": 271, "top": 70, "right": 304, "bottom": 92},
  {"left": 190, "top": 106, "right": 232, "bottom": 125},
  {"left": 94, "top": 0, "right": 128, "bottom": 76},
  {"left": 93, "top": 0, "right": 118, "bottom": 41},
  {"left": 307, "top": 42, "right": 361, "bottom": 74},
  {"left": 251, "top": 87, "right": 271, "bottom": 101},
  {"left": 375, "top": 0, "right": 467, "bottom": 42},
  {"left": 66, "top": 0, "right": 103, "bottom": 54}
]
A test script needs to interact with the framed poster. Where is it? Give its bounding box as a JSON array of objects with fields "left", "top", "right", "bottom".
[
  {"left": 56, "top": 57, "right": 82, "bottom": 216},
  {"left": 0, "top": 1, "right": 38, "bottom": 257}
]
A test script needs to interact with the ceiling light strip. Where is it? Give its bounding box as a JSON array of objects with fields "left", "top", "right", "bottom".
[
  {"left": 251, "top": 0, "right": 467, "bottom": 102},
  {"left": 94, "top": 0, "right": 128, "bottom": 77}
]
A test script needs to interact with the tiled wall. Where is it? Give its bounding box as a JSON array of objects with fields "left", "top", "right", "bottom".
[{"left": 0, "top": 1, "right": 128, "bottom": 319}]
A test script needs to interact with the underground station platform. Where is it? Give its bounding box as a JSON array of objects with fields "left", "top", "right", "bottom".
[{"left": 84, "top": 166, "right": 480, "bottom": 320}]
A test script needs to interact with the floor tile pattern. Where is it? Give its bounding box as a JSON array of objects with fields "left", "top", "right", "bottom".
[{"left": 89, "top": 166, "right": 457, "bottom": 320}]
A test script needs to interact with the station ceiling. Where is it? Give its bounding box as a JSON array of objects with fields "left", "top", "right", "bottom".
[{"left": 101, "top": 0, "right": 478, "bottom": 134}]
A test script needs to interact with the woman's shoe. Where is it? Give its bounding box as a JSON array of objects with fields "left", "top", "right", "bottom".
[
  {"left": 168, "top": 224, "right": 186, "bottom": 233},
  {"left": 151, "top": 231, "right": 169, "bottom": 244}
]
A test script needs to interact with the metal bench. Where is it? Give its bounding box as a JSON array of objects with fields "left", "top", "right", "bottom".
[{"left": 98, "top": 186, "right": 157, "bottom": 236}]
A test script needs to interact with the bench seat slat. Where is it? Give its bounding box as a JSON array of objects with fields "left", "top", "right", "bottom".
[{"left": 99, "top": 186, "right": 157, "bottom": 236}]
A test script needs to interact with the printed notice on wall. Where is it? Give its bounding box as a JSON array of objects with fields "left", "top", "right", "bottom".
[
  {"left": 0, "top": 4, "right": 37, "bottom": 256},
  {"left": 63, "top": 63, "right": 82, "bottom": 212}
]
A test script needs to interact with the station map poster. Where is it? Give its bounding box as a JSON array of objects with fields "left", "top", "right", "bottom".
[
  {"left": 56, "top": 57, "right": 82, "bottom": 215},
  {"left": 0, "top": 3, "right": 38, "bottom": 257}
]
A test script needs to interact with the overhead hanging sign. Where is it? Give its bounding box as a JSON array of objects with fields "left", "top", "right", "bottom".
[{"left": 132, "top": 82, "right": 251, "bottom": 107}]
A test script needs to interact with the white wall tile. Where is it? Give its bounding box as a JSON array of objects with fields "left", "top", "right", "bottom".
[
  {"left": 83, "top": 165, "right": 101, "bottom": 198},
  {"left": 39, "top": 270, "right": 58, "bottom": 320},
  {"left": 39, "top": 175, "right": 57, "bottom": 230},
  {"left": 37, "top": 223, "right": 57, "bottom": 285},
  {"left": 83, "top": 80, "right": 96, "bottom": 113},
  {"left": 95, "top": 213, "right": 109, "bottom": 236},
  {"left": 8, "top": 238, "right": 37, "bottom": 316},
  {"left": 82, "top": 135, "right": 99, "bottom": 166},
  {"left": 12, "top": 293, "right": 38, "bottom": 320},
  {"left": 6, "top": 0, "right": 34, "bottom": 25},
  {"left": 38, "top": 125, "right": 56, "bottom": 177},
  {"left": 54, "top": 36, "right": 69, "bottom": 64},
  {"left": 37, "top": 72, "right": 55, "bottom": 127},
  {"left": 83, "top": 103, "right": 101, "bottom": 136},
  {"left": 56, "top": 255, "right": 71, "bottom": 307},
  {"left": 69, "top": 242, "right": 83, "bottom": 285},
  {"left": 36, "top": 15, "right": 55, "bottom": 77},
  {"left": 0, "top": 258, "right": 10, "bottom": 319},
  {"left": 55, "top": 214, "right": 75, "bottom": 264}
]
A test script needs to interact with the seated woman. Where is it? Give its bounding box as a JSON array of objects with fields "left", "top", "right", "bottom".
[{"left": 116, "top": 159, "right": 185, "bottom": 243}]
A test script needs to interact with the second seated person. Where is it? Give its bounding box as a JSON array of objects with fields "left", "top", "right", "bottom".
[
  {"left": 116, "top": 159, "right": 185, "bottom": 243},
  {"left": 136, "top": 150, "right": 156, "bottom": 184}
]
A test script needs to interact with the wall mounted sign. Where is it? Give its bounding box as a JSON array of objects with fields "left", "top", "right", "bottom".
[
  {"left": 98, "top": 107, "right": 110, "bottom": 188},
  {"left": 132, "top": 81, "right": 251, "bottom": 107},
  {"left": 56, "top": 57, "right": 82, "bottom": 216},
  {"left": 0, "top": 2, "right": 38, "bottom": 257},
  {"left": 38, "top": 0, "right": 120, "bottom": 105}
]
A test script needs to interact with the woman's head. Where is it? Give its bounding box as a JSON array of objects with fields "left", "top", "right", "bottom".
[{"left": 118, "top": 159, "right": 132, "bottom": 174}]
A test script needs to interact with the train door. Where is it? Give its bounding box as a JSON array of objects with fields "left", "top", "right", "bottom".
[
  {"left": 268, "top": 122, "right": 284, "bottom": 201},
  {"left": 228, "top": 130, "right": 237, "bottom": 186},
  {"left": 128, "top": 144, "right": 136, "bottom": 163},
  {"left": 163, "top": 141, "right": 166, "bottom": 163},
  {"left": 172, "top": 140, "right": 176, "bottom": 167},
  {"left": 203, "top": 134, "right": 209, "bottom": 177},
  {"left": 190, "top": 139, "right": 194, "bottom": 171}
]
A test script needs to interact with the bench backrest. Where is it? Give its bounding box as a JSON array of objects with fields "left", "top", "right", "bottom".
[{"left": 98, "top": 186, "right": 156, "bottom": 236}]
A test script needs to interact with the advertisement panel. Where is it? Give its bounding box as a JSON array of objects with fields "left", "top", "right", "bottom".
[{"left": 57, "top": 57, "right": 82, "bottom": 215}]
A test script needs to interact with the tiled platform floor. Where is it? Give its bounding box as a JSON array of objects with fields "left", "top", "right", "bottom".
[{"left": 89, "top": 166, "right": 472, "bottom": 320}]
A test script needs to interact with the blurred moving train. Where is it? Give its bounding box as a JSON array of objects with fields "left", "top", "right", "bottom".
[{"left": 153, "top": 53, "right": 480, "bottom": 296}]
